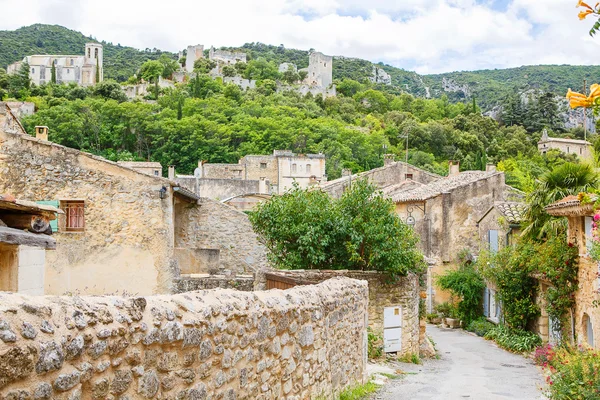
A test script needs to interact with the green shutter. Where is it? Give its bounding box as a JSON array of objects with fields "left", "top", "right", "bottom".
[{"left": 36, "top": 200, "right": 59, "bottom": 232}]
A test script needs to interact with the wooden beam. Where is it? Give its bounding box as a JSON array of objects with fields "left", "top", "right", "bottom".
[
  {"left": 0, "top": 226, "right": 56, "bottom": 250},
  {"left": 0, "top": 214, "right": 51, "bottom": 234}
]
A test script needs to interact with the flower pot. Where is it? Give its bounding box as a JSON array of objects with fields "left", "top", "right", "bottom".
[
  {"left": 431, "top": 317, "right": 442, "bottom": 325},
  {"left": 444, "top": 318, "right": 461, "bottom": 329}
]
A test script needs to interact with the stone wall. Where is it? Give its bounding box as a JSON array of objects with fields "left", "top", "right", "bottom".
[
  {"left": 0, "top": 278, "right": 368, "bottom": 399},
  {"left": 261, "top": 270, "right": 420, "bottom": 356},
  {"left": 196, "top": 179, "right": 261, "bottom": 201},
  {"left": 173, "top": 274, "right": 255, "bottom": 293},
  {"left": 174, "top": 198, "right": 268, "bottom": 275}
]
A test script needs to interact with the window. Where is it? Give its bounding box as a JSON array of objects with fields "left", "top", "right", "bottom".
[
  {"left": 95, "top": 48, "right": 98, "bottom": 58},
  {"left": 585, "top": 216, "right": 593, "bottom": 252},
  {"left": 154, "top": 170, "right": 160, "bottom": 176},
  {"left": 260, "top": 162, "right": 267, "bottom": 169},
  {"left": 88, "top": 49, "right": 91, "bottom": 58},
  {"left": 31, "top": 68, "right": 35, "bottom": 74},
  {"left": 405, "top": 173, "right": 413, "bottom": 180},
  {"left": 580, "top": 148, "right": 583, "bottom": 155},
  {"left": 489, "top": 230, "right": 499, "bottom": 253},
  {"left": 62, "top": 201, "right": 85, "bottom": 232},
  {"left": 70, "top": 59, "right": 74, "bottom": 66},
  {"left": 291, "top": 164, "right": 297, "bottom": 173},
  {"left": 567, "top": 146, "right": 570, "bottom": 153},
  {"left": 306, "top": 164, "right": 311, "bottom": 174},
  {"left": 583, "top": 314, "right": 594, "bottom": 347}
]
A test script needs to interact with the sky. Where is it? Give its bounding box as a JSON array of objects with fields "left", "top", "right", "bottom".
[{"left": 0, "top": 0, "right": 598, "bottom": 74}]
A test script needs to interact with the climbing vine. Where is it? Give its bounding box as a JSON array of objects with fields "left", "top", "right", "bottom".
[{"left": 534, "top": 237, "right": 579, "bottom": 338}]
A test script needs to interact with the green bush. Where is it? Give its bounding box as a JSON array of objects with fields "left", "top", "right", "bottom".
[
  {"left": 434, "top": 302, "right": 459, "bottom": 319},
  {"left": 437, "top": 262, "right": 485, "bottom": 326},
  {"left": 484, "top": 325, "right": 541, "bottom": 353},
  {"left": 466, "top": 318, "right": 496, "bottom": 337}
]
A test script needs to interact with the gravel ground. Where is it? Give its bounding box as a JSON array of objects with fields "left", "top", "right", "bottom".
[{"left": 373, "top": 325, "right": 547, "bottom": 400}]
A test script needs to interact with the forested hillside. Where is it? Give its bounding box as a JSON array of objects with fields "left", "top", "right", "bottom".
[
  {"left": 0, "top": 24, "right": 175, "bottom": 81},
  {"left": 3, "top": 24, "right": 599, "bottom": 112}
]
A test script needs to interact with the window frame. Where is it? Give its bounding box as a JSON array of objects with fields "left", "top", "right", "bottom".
[{"left": 60, "top": 200, "right": 86, "bottom": 233}]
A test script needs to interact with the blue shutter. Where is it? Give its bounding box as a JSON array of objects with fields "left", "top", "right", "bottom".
[
  {"left": 489, "top": 230, "right": 499, "bottom": 253},
  {"left": 36, "top": 200, "right": 59, "bottom": 232},
  {"left": 483, "top": 287, "right": 489, "bottom": 317}
]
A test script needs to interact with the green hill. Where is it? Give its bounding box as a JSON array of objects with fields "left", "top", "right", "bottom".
[
  {"left": 0, "top": 24, "right": 176, "bottom": 81},
  {"left": 1, "top": 24, "right": 600, "bottom": 110}
]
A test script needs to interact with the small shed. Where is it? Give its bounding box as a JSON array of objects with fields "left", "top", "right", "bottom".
[{"left": 0, "top": 195, "right": 60, "bottom": 295}]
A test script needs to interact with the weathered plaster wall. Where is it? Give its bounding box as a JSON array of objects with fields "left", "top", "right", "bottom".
[
  {"left": 261, "top": 270, "right": 420, "bottom": 356},
  {"left": 197, "top": 179, "right": 261, "bottom": 200},
  {"left": 0, "top": 278, "right": 368, "bottom": 400},
  {"left": 0, "top": 130, "right": 175, "bottom": 296},
  {"left": 321, "top": 161, "right": 440, "bottom": 199},
  {"left": 175, "top": 198, "right": 268, "bottom": 275}
]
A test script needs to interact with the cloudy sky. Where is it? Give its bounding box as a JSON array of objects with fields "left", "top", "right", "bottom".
[{"left": 0, "top": 0, "right": 598, "bottom": 74}]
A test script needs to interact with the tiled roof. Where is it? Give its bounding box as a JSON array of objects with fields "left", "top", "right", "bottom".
[
  {"left": 117, "top": 161, "right": 162, "bottom": 169},
  {"left": 494, "top": 202, "right": 526, "bottom": 224},
  {"left": 538, "top": 137, "right": 591, "bottom": 145},
  {"left": 545, "top": 195, "right": 582, "bottom": 209},
  {"left": 385, "top": 171, "right": 499, "bottom": 202}
]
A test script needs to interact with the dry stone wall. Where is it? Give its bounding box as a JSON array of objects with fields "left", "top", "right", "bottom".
[{"left": 0, "top": 278, "right": 367, "bottom": 400}]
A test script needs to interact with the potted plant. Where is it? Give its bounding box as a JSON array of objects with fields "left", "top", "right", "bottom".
[{"left": 426, "top": 312, "right": 442, "bottom": 325}]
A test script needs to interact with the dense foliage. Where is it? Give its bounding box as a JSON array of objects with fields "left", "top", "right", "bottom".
[
  {"left": 0, "top": 24, "right": 175, "bottom": 82},
  {"left": 436, "top": 257, "right": 485, "bottom": 326},
  {"left": 484, "top": 325, "right": 542, "bottom": 353},
  {"left": 466, "top": 318, "right": 496, "bottom": 337},
  {"left": 249, "top": 180, "right": 424, "bottom": 276}
]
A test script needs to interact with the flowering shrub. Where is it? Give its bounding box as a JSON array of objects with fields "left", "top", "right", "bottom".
[
  {"left": 542, "top": 345, "right": 600, "bottom": 400},
  {"left": 533, "top": 343, "right": 556, "bottom": 367}
]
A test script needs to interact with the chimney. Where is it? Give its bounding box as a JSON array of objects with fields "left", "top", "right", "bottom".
[
  {"left": 383, "top": 154, "right": 395, "bottom": 167},
  {"left": 35, "top": 126, "right": 49, "bottom": 141},
  {"left": 449, "top": 160, "right": 460, "bottom": 177},
  {"left": 342, "top": 168, "right": 352, "bottom": 177},
  {"left": 486, "top": 163, "right": 496, "bottom": 173},
  {"left": 168, "top": 165, "right": 176, "bottom": 180}
]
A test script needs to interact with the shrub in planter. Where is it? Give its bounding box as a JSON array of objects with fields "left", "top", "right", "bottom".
[
  {"left": 426, "top": 313, "right": 442, "bottom": 324},
  {"left": 466, "top": 318, "right": 495, "bottom": 337}
]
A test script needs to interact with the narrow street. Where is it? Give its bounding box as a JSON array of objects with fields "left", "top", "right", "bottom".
[{"left": 374, "top": 325, "right": 546, "bottom": 400}]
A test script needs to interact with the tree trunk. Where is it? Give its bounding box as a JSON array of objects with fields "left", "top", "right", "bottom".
[{"left": 0, "top": 214, "right": 51, "bottom": 234}]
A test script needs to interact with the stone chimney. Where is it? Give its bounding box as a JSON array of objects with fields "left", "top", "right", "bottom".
[
  {"left": 449, "top": 160, "right": 460, "bottom": 177},
  {"left": 168, "top": 165, "right": 176, "bottom": 180},
  {"left": 35, "top": 126, "right": 49, "bottom": 141},
  {"left": 383, "top": 154, "right": 395, "bottom": 167},
  {"left": 486, "top": 163, "right": 496, "bottom": 173},
  {"left": 342, "top": 168, "right": 352, "bottom": 177}
]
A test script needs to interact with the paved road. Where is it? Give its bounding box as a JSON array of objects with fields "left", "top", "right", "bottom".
[{"left": 374, "top": 325, "right": 546, "bottom": 400}]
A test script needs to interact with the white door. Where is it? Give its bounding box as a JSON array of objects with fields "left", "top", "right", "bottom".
[{"left": 383, "top": 306, "right": 402, "bottom": 353}]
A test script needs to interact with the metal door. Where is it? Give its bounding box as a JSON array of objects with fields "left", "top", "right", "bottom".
[{"left": 383, "top": 306, "right": 402, "bottom": 353}]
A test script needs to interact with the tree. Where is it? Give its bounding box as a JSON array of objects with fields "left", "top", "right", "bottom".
[
  {"left": 249, "top": 180, "right": 424, "bottom": 276},
  {"left": 222, "top": 65, "right": 236, "bottom": 77},
  {"left": 51, "top": 62, "right": 56, "bottom": 84},
  {"left": 158, "top": 54, "right": 179, "bottom": 79},
  {"left": 139, "top": 60, "right": 163, "bottom": 98},
  {"left": 193, "top": 58, "right": 217, "bottom": 74},
  {"left": 92, "top": 80, "right": 127, "bottom": 102},
  {"left": 522, "top": 163, "right": 600, "bottom": 240},
  {"left": 282, "top": 65, "right": 299, "bottom": 84}
]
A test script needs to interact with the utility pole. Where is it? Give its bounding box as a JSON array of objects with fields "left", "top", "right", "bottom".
[{"left": 584, "top": 79, "right": 588, "bottom": 141}]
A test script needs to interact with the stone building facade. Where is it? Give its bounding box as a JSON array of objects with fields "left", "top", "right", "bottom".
[
  {"left": 116, "top": 162, "right": 163, "bottom": 177},
  {"left": 538, "top": 129, "right": 592, "bottom": 160},
  {"left": 0, "top": 278, "right": 368, "bottom": 399},
  {"left": 175, "top": 150, "right": 326, "bottom": 207},
  {"left": 384, "top": 166, "right": 507, "bottom": 311},
  {"left": 545, "top": 196, "right": 599, "bottom": 348},
  {"left": 0, "top": 105, "right": 267, "bottom": 295},
  {"left": 7, "top": 43, "right": 103, "bottom": 86},
  {"left": 185, "top": 44, "right": 204, "bottom": 73}
]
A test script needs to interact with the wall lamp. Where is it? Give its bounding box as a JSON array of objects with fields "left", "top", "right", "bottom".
[{"left": 159, "top": 186, "right": 168, "bottom": 199}]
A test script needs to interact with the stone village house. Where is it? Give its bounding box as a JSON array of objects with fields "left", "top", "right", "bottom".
[
  {"left": 545, "top": 195, "right": 599, "bottom": 348},
  {"left": 0, "top": 102, "right": 267, "bottom": 296}
]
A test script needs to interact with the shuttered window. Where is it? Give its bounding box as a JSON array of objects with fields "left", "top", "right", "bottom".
[
  {"left": 61, "top": 201, "right": 85, "bottom": 232},
  {"left": 489, "top": 230, "right": 499, "bottom": 253},
  {"left": 36, "top": 200, "right": 59, "bottom": 232}
]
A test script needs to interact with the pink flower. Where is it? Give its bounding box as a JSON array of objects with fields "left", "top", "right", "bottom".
[{"left": 594, "top": 214, "right": 600, "bottom": 221}]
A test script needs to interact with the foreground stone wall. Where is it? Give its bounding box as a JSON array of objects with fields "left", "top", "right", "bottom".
[
  {"left": 262, "top": 270, "right": 420, "bottom": 355},
  {"left": 0, "top": 278, "right": 368, "bottom": 399}
]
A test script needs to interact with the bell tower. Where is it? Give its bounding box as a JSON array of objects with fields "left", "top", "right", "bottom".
[{"left": 85, "top": 43, "right": 104, "bottom": 83}]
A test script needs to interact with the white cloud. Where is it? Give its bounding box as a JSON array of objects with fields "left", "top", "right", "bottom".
[{"left": 0, "top": 0, "right": 598, "bottom": 74}]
